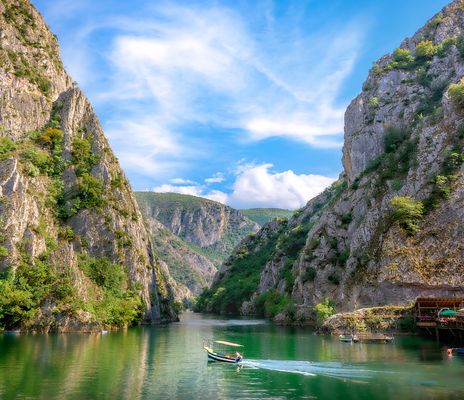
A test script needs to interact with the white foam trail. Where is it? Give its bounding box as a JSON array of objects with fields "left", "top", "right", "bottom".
[{"left": 239, "top": 360, "right": 378, "bottom": 379}]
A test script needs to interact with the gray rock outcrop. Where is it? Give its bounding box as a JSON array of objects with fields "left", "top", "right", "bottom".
[
  {"left": 0, "top": 0, "right": 177, "bottom": 330},
  {"left": 205, "top": 0, "right": 464, "bottom": 319}
]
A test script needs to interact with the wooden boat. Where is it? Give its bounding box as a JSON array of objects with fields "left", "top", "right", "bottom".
[
  {"left": 338, "top": 334, "right": 359, "bottom": 343},
  {"left": 203, "top": 340, "right": 243, "bottom": 363}
]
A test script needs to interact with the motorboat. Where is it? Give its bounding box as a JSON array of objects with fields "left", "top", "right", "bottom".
[{"left": 203, "top": 340, "right": 243, "bottom": 363}]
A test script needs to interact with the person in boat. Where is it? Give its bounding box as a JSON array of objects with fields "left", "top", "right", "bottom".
[{"left": 235, "top": 352, "right": 241, "bottom": 359}]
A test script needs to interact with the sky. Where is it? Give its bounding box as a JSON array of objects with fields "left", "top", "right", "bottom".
[{"left": 32, "top": 0, "right": 449, "bottom": 209}]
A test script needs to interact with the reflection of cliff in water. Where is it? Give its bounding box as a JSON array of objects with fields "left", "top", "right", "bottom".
[
  {"left": 0, "top": 330, "right": 153, "bottom": 399},
  {"left": 1, "top": 312, "right": 464, "bottom": 400}
]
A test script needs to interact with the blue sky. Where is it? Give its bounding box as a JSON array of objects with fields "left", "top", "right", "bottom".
[{"left": 32, "top": 0, "right": 449, "bottom": 209}]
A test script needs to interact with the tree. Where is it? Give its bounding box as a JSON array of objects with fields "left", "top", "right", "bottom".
[
  {"left": 315, "top": 298, "right": 336, "bottom": 325},
  {"left": 448, "top": 78, "right": 464, "bottom": 108},
  {"left": 391, "top": 48, "right": 414, "bottom": 69},
  {"left": 390, "top": 196, "right": 424, "bottom": 235},
  {"left": 415, "top": 40, "right": 438, "bottom": 60}
]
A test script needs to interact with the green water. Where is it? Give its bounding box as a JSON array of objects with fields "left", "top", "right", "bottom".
[{"left": 1, "top": 312, "right": 463, "bottom": 400}]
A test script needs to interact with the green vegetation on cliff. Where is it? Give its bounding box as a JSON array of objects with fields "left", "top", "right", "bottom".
[
  {"left": 0, "top": 245, "right": 143, "bottom": 330},
  {"left": 240, "top": 208, "right": 294, "bottom": 226},
  {"left": 150, "top": 223, "right": 214, "bottom": 294},
  {"left": 135, "top": 193, "right": 258, "bottom": 263},
  {"left": 194, "top": 220, "right": 287, "bottom": 314},
  {"left": 0, "top": 103, "right": 149, "bottom": 330},
  {"left": 390, "top": 196, "right": 424, "bottom": 236}
]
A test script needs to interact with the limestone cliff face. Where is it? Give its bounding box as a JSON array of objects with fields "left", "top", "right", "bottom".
[
  {"left": 202, "top": 0, "right": 464, "bottom": 319},
  {"left": 136, "top": 192, "right": 260, "bottom": 300},
  {"left": 0, "top": 0, "right": 176, "bottom": 330},
  {"left": 136, "top": 192, "right": 259, "bottom": 264},
  {"left": 145, "top": 216, "right": 216, "bottom": 298}
]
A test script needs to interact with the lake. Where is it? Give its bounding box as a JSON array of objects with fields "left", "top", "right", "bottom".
[{"left": 0, "top": 311, "right": 463, "bottom": 399}]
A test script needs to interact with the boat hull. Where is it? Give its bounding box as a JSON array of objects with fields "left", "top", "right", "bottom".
[{"left": 206, "top": 349, "right": 241, "bottom": 363}]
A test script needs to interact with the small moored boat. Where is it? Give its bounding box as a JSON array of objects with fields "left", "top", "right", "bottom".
[
  {"left": 338, "top": 334, "right": 359, "bottom": 343},
  {"left": 203, "top": 340, "right": 243, "bottom": 363}
]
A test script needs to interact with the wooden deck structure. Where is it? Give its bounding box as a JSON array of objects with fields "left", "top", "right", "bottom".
[
  {"left": 414, "top": 297, "right": 464, "bottom": 342},
  {"left": 355, "top": 333, "right": 394, "bottom": 343}
]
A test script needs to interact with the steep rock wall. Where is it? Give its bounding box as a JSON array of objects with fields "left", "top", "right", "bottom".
[
  {"left": 0, "top": 0, "right": 176, "bottom": 330},
  {"left": 202, "top": 0, "right": 464, "bottom": 319}
]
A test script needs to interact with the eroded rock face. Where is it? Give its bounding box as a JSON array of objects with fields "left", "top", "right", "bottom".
[
  {"left": 343, "top": 1, "right": 464, "bottom": 182},
  {"left": 135, "top": 192, "right": 260, "bottom": 299},
  {"left": 136, "top": 192, "right": 259, "bottom": 261},
  {"left": 292, "top": 0, "right": 464, "bottom": 312},
  {"left": 0, "top": 0, "right": 177, "bottom": 330},
  {"left": 144, "top": 216, "right": 217, "bottom": 298},
  {"left": 208, "top": 0, "right": 464, "bottom": 319}
]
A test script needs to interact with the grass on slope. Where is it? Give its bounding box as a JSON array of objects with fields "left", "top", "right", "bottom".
[
  {"left": 240, "top": 208, "right": 294, "bottom": 226},
  {"left": 135, "top": 192, "right": 222, "bottom": 211},
  {"left": 195, "top": 221, "right": 287, "bottom": 314}
]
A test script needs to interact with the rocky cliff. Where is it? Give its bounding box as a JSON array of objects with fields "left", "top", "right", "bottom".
[
  {"left": 136, "top": 193, "right": 295, "bottom": 300},
  {"left": 136, "top": 192, "right": 260, "bottom": 265},
  {"left": 145, "top": 216, "right": 216, "bottom": 299},
  {"left": 198, "top": 0, "right": 464, "bottom": 320},
  {"left": 0, "top": 0, "right": 177, "bottom": 331}
]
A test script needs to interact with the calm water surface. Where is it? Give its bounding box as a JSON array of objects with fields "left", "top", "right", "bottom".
[{"left": 0, "top": 311, "right": 463, "bottom": 399}]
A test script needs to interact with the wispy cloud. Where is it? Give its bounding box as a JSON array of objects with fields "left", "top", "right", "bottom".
[
  {"left": 36, "top": 0, "right": 365, "bottom": 202},
  {"left": 104, "top": 117, "right": 191, "bottom": 178},
  {"left": 171, "top": 178, "right": 196, "bottom": 185}
]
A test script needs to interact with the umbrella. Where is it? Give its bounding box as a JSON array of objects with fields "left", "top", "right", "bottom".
[{"left": 439, "top": 309, "right": 456, "bottom": 316}]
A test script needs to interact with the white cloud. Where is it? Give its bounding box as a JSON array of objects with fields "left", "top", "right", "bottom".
[
  {"left": 171, "top": 178, "right": 196, "bottom": 184},
  {"left": 204, "top": 172, "right": 225, "bottom": 184},
  {"left": 152, "top": 163, "right": 334, "bottom": 209},
  {"left": 227, "top": 163, "right": 335, "bottom": 210},
  {"left": 153, "top": 184, "right": 228, "bottom": 204},
  {"left": 203, "top": 190, "right": 229, "bottom": 204}
]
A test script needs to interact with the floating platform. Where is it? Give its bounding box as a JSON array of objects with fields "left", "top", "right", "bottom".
[{"left": 355, "top": 333, "right": 394, "bottom": 343}]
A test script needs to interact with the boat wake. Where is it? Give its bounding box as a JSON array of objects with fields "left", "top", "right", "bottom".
[{"left": 239, "top": 359, "right": 382, "bottom": 380}]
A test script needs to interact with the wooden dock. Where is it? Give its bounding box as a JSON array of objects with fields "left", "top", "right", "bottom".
[
  {"left": 414, "top": 297, "right": 464, "bottom": 342},
  {"left": 355, "top": 333, "right": 394, "bottom": 343}
]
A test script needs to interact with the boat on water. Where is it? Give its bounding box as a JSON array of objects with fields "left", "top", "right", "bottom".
[
  {"left": 203, "top": 340, "right": 243, "bottom": 363},
  {"left": 338, "top": 334, "right": 359, "bottom": 343}
]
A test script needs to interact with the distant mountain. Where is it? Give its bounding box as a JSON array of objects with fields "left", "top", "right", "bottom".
[
  {"left": 135, "top": 192, "right": 260, "bottom": 297},
  {"left": 145, "top": 217, "right": 216, "bottom": 299},
  {"left": 240, "top": 208, "right": 294, "bottom": 226}
]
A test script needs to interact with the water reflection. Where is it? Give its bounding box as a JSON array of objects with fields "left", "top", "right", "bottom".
[{"left": 0, "top": 311, "right": 463, "bottom": 400}]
